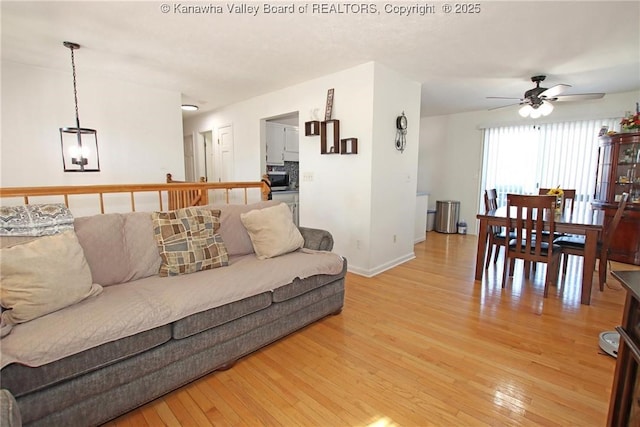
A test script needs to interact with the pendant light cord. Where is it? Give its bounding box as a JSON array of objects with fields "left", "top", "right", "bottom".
[{"left": 69, "top": 46, "right": 80, "bottom": 128}]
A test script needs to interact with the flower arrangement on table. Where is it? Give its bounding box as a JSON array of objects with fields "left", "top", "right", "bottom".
[
  {"left": 547, "top": 187, "right": 564, "bottom": 213},
  {"left": 621, "top": 102, "right": 640, "bottom": 132}
]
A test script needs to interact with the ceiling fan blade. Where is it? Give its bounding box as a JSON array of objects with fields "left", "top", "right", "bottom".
[
  {"left": 488, "top": 102, "right": 523, "bottom": 111},
  {"left": 539, "top": 84, "right": 571, "bottom": 99},
  {"left": 486, "top": 96, "right": 523, "bottom": 100},
  {"left": 553, "top": 93, "right": 605, "bottom": 102}
]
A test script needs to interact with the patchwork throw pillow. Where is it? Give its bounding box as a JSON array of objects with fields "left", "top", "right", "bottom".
[
  {"left": 240, "top": 203, "right": 304, "bottom": 259},
  {"left": 152, "top": 207, "right": 228, "bottom": 277},
  {"left": 0, "top": 230, "right": 103, "bottom": 325}
]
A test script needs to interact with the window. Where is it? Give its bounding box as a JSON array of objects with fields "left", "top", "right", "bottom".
[{"left": 481, "top": 118, "right": 618, "bottom": 217}]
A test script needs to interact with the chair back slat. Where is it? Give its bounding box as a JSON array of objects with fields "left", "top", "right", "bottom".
[
  {"left": 602, "top": 192, "right": 629, "bottom": 254},
  {"left": 506, "top": 194, "right": 556, "bottom": 263},
  {"left": 485, "top": 189, "right": 501, "bottom": 235},
  {"left": 485, "top": 188, "right": 498, "bottom": 211}
]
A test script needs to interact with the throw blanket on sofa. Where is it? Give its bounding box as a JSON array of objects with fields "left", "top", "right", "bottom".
[
  {"left": 0, "top": 251, "right": 345, "bottom": 368},
  {"left": 0, "top": 204, "right": 74, "bottom": 236}
]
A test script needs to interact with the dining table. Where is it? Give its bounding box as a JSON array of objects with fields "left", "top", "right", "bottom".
[{"left": 475, "top": 204, "right": 605, "bottom": 305}]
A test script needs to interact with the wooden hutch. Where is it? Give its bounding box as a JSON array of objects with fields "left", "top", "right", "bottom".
[{"left": 593, "top": 131, "right": 640, "bottom": 266}]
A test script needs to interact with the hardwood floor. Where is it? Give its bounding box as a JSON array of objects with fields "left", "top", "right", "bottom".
[{"left": 105, "top": 232, "right": 639, "bottom": 426}]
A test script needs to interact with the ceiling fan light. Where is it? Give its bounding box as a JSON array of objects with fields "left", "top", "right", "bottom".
[
  {"left": 519, "top": 104, "right": 532, "bottom": 117},
  {"left": 530, "top": 108, "right": 542, "bottom": 119},
  {"left": 540, "top": 101, "right": 554, "bottom": 116}
]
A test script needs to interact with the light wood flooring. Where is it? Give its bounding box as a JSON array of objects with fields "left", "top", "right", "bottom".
[{"left": 105, "top": 232, "right": 640, "bottom": 426}]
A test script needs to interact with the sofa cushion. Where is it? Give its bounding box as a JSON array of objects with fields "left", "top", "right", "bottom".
[
  {"left": 74, "top": 212, "right": 162, "bottom": 286},
  {"left": 152, "top": 207, "right": 228, "bottom": 277},
  {"left": 210, "top": 200, "right": 280, "bottom": 256},
  {"left": 0, "top": 325, "right": 171, "bottom": 397},
  {"left": 0, "top": 230, "right": 103, "bottom": 325},
  {"left": 240, "top": 203, "right": 304, "bottom": 259},
  {"left": 172, "top": 292, "right": 271, "bottom": 339}
]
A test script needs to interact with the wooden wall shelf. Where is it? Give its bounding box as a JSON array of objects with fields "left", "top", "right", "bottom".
[
  {"left": 321, "top": 120, "right": 340, "bottom": 154},
  {"left": 305, "top": 121, "right": 320, "bottom": 136},
  {"left": 340, "top": 138, "right": 358, "bottom": 154}
]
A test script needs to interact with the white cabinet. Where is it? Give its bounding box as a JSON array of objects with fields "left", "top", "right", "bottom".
[
  {"left": 266, "top": 123, "right": 299, "bottom": 165},
  {"left": 266, "top": 123, "right": 285, "bottom": 165},
  {"left": 284, "top": 126, "right": 299, "bottom": 162},
  {"left": 271, "top": 191, "right": 299, "bottom": 226}
]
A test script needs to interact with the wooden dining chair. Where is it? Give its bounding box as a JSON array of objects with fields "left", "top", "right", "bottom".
[
  {"left": 538, "top": 188, "right": 577, "bottom": 215},
  {"left": 534, "top": 188, "right": 577, "bottom": 245},
  {"left": 502, "top": 194, "right": 561, "bottom": 297},
  {"left": 484, "top": 188, "right": 510, "bottom": 267},
  {"left": 554, "top": 192, "right": 629, "bottom": 291}
]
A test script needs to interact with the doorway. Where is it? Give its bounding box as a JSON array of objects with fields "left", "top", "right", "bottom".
[
  {"left": 183, "top": 134, "right": 195, "bottom": 182},
  {"left": 199, "top": 130, "right": 214, "bottom": 182},
  {"left": 197, "top": 128, "right": 235, "bottom": 183}
]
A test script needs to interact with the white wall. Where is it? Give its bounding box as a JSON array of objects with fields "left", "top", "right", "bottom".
[
  {"left": 368, "top": 63, "right": 422, "bottom": 274},
  {"left": 418, "top": 90, "right": 640, "bottom": 235},
  {"left": 184, "top": 62, "right": 421, "bottom": 276},
  {"left": 1, "top": 61, "right": 184, "bottom": 187}
]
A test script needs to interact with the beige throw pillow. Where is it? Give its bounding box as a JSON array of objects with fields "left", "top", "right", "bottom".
[
  {"left": 240, "top": 203, "right": 304, "bottom": 259},
  {"left": 0, "top": 230, "right": 103, "bottom": 325},
  {"left": 152, "top": 207, "right": 228, "bottom": 277}
]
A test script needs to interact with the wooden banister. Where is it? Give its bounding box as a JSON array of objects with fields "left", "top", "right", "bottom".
[{"left": 0, "top": 180, "right": 270, "bottom": 214}]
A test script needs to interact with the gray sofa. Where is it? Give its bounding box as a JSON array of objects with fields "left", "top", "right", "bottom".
[{"left": 0, "top": 200, "right": 346, "bottom": 426}]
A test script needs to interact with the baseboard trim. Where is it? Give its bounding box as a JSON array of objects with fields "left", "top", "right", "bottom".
[{"left": 347, "top": 252, "right": 415, "bottom": 278}]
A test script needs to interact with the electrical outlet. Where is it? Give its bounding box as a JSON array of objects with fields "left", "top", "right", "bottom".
[
  {"left": 356, "top": 240, "right": 362, "bottom": 249},
  {"left": 393, "top": 234, "right": 397, "bottom": 243}
]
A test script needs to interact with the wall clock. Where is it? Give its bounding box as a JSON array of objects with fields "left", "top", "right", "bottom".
[{"left": 396, "top": 112, "right": 407, "bottom": 152}]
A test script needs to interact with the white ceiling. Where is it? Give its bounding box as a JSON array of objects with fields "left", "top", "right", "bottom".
[{"left": 2, "top": 1, "right": 639, "bottom": 117}]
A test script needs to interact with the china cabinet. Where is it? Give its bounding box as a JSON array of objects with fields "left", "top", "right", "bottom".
[
  {"left": 593, "top": 131, "right": 640, "bottom": 265},
  {"left": 607, "top": 271, "right": 640, "bottom": 426}
]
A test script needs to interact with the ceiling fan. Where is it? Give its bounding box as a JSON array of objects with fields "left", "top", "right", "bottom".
[{"left": 487, "top": 75, "right": 605, "bottom": 118}]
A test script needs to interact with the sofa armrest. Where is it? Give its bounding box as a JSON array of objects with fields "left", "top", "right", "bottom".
[
  {"left": 298, "top": 227, "right": 334, "bottom": 251},
  {"left": 0, "top": 389, "right": 21, "bottom": 427}
]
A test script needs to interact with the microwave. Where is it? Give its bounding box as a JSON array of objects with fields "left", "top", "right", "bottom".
[{"left": 267, "top": 171, "right": 289, "bottom": 191}]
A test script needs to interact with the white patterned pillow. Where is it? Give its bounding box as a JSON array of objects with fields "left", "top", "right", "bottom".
[{"left": 0, "top": 203, "right": 74, "bottom": 236}]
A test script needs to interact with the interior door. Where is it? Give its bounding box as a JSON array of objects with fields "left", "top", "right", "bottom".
[
  {"left": 183, "top": 134, "right": 195, "bottom": 181},
  {"left": 217, "top": 125, "right": 234, "bottom": 183}
]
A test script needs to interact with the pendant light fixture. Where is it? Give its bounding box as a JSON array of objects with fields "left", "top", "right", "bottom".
[{"left": 59, "top": 41, "right": 100, "bottom": 172}]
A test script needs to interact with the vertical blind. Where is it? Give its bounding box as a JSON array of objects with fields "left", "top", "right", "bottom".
[{"left": 481, "top": 118, "right": 619, "bottom": 217}]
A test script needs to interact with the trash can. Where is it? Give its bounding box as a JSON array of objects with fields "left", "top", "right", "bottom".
[
  {"left": 426, "top": 210, "right": 436, "bottom": 231},
  {"left": 435, "top": 200, "right": 460, "bottom": 233}
]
